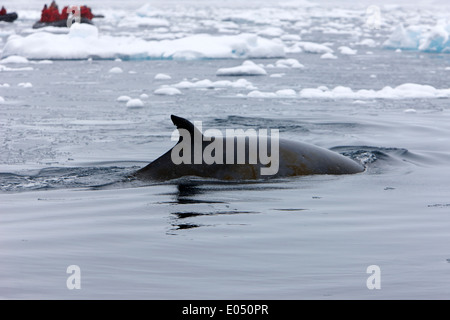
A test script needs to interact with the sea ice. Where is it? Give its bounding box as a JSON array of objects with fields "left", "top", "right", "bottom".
[
  {"left": 216, "top": 60, "right": 267, "bottom": 76},
  {"left": 320, "top": 52, "right": 337, "bottom": 59},
  {"left": 126, "top": 98, "right": 144, "bottom": 107},
  {"left": 173, "top": 78, "right": 255, "bottom": 90},
  {"left": 274, "top": 58, "right": 304, "bottom": 68},
  {"left": 338, "top": 46, "right": 357, "bottom": 55},
  {"left": 0, "top": 55, "right": 29, "bottom": 64},
  {"left": 154, "top": 73, "right": 172, "bottom": 80},
  {"left": 18, "top": 82, "right": 32, "bottom": 88},
  {"left": 116, "top": 95, "right": 132, "bottom": 102},
  {"left": 297, "top": 42, "right": 333, "bottom": 54},
  {"left": 2, "top": 30, "right": 285, "bottom": 60},
  {"left": 154, "top": 87, "right": 182, "bottom": 95},
  {"left": 109, "top": 67, "right": 123, "bottom": 73}
]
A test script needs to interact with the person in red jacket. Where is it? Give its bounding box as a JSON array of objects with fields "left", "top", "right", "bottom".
[
  {"left": 60, "top": 6, "right": 68, "bottom": 21},
  {"left": 0, "top": 6, "right": 8, "bottom": 15},
  {"left": 40, "top": 4, "right": 49, "bottom": 22},
  {"left": 80, "top": 6, "right": 93, "bottom": 20},
  {"left": 47, "top": 2, "right": 60, "bottom": 22}
]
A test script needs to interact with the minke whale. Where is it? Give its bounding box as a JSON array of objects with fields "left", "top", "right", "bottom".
[{"left": 133, "top": 115, "right": 365, "bottom": 181}]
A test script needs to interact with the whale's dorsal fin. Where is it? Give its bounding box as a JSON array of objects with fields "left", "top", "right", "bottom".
[{"left": 171, "top": 115, "right": 203, "bottom": 141}]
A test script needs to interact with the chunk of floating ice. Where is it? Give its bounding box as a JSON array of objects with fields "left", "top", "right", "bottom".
[
  {"left": 18, "top": 82, "right": 33, "bottom": 88},
  {"left": 154, "top": 87, "right": 182, "bottom": 95},
  {"left": 247, "top": 90, "right": 277, "bottom": 98},
  {"left": 173, "top": 78, "right": 255, "bottom": 90},
  {"left": 357, "top": 39, "right": 377, "bottom": 47},
  {"left": 320, "top": 52, "right": 337, "bottom": 59},
  {"left": 382, "top": 23, "right": 450, "bottom": 52},
  {"left": 36, "top": 60, "right": 53, "bottom": 64},
  {"left": 68, "top": 23, "right": 99, "bottom": 39},
  {"left": 0, "top": 65, "right": 34, "bottom": 72},
  {"left": 0, "top": 83, "right": 10, "bottom": 87},
  {"left": 404, "top": 108, "right": 417, "bottom": 113},
  {"left": 275, "top": 89, "right": 297, "bottom": 97},
  {"left": 0, "top": 96, "right": 5, "bottom": 103},
  {"left": 2, "top": 32, "right": 285, "bottom": 60},
  {"left": 109, "top": 67, "right": 123, "bottom": 73},
  {"left": 299, "top": 83, "right": 450, "bottom": 99},
  {"left": 216, "top": 60, "right": 267, "bottom": 76},
  {"left": 258, "top": 27, "right": 285, "bottom": 37},
  {"left": 280, "top": 34, "right": 301, "bottom": 41},
  {"left": 297, "top": 41, "right": 333, "bottom": 54},
  {"left": 126, "top": 98, "right": 144, "bottom": 107},
  {"left": 0, "top": 55, "right": 29, "bottom": 64},
  {"left": 275, "top": 58, "right": 304, "bottom": 68},
  {"left": 116, "top": 95, "right": 131, "bottom": 102},
  {"left": 140, "top": 93, "right": 149, "bottom": 99},
  {"left": 270, "top": 73, "right": 285, "bottom": 78},
  {"left": 338, "top": 46, "right": 357, "bottom": 55},
  {"left": 154, "top": 73, "right": 172, "bottom": 80}
]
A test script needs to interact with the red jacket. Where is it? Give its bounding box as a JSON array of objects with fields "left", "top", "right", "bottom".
[{"left": 0, "top": 6, "right": 7, "bottom": 15}]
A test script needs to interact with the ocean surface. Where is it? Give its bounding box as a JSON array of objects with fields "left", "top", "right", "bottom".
[{"left": 1, "top": 0, "right": 450, "bottom": 299}]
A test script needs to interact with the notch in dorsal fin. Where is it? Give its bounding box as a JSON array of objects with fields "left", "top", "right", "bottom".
[{"left": 171, "top": 115, "right": 203, "bottom": 142}]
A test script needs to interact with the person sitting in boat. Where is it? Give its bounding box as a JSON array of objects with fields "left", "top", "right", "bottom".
[
  {"left": 0, "top": 6, "right": 7, "bottom": 15},
  {"left": 80, "top": 6, "right": 94, "bottom": 20},
  {"left": 40, "top": 4, "right": 49, "bottom": 22}
]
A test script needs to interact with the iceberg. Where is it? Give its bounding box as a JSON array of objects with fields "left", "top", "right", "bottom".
[{"left": 384, "top": 22, "right": 450, "bottom": 53}]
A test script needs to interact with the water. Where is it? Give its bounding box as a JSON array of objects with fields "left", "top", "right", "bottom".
[{"left": 1, "top": 0, "right": 450, "bottom": 299}]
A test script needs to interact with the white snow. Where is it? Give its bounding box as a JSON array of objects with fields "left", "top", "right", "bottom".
[
  {"left": 116, "top": 95, "right": 132, "bottom": 102},
  {"left": 216, "top": 60, "right": 267, "bottom": 76},
  {"left": 154, "top": 73, "right": 172, "bottom": 80},
  {"left": 0, "top": 83, "right": 10, "bottom": 87},
  {"left": 154, "top": 87, "right": 182, "bottom": 95},
  {"left": 109, "top": 67, "right": 123, "bottom": 74},
  {"left": 338, "top": 46, "right": 357, "bottom": 55},
  {"left": 0, "top": 96, "right": 4, "bottom": 103},
  {"left": 126, "top": 98, "right": 144, "bottom": 107},
  {"left": 320, "top": 52, "right": 338, "bottom": 59},
  {"left": 2, "top": 31, "right": 285, "bottom": 60}
]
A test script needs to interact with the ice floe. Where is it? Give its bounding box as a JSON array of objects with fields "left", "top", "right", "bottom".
[
  {"left": 2, "top": 27, "right": 285, "bottom": 60},
  {"left": 216, "top": 60, "right": 266, "bottom": 76},
  {"left": 126, "top": 98, "right": 144, "bottom": 107},
  {"left": 243, "top": 83, "right": 450, "bottom": 99},
  {"left": 154, "top": 73, "right": 172, "bottom": 80},
  {"left": 338, "top": 46, "right": 357, "bottom": 55},
  {"left": 154, "top": 87, "right": 182, "bottom": 95},
  {"left": 173, "top": 78, "right": 256, "bottom": 90}
]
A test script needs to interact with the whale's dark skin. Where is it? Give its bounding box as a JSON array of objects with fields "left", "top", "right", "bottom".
[{"left": 133, "top": 115, "right": 365, "bottom": 181}]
